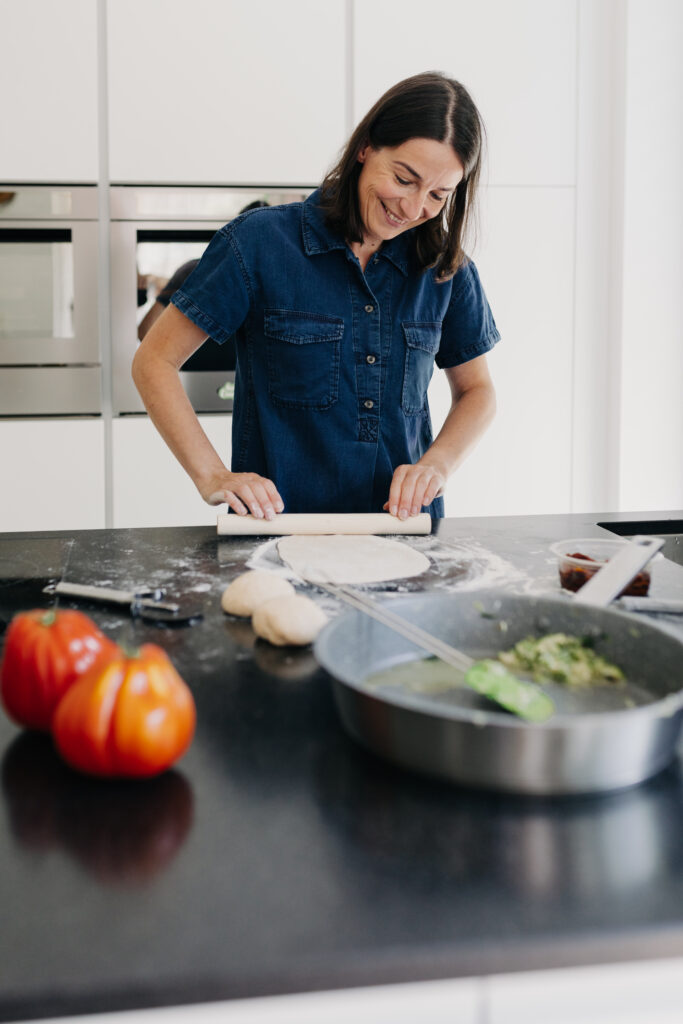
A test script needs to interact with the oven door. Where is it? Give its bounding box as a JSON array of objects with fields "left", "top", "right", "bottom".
[
  {"left": 110, "top": 186, "right": 310, "bottom": 416},
  {"left": 111, "top": 220, "right": 235, "bottom": 414},
  {"left": 0, "top": 221, "right": 101, "bottom": 415},
  {"left": 0, "top": 221, "right": 99, "bottom": 365}
]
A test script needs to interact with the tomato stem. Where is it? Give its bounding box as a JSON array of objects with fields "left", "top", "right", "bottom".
[
  {"left": 41, "top": 610, "right": 57, "bottom": 627},
  {"left": 119, "top": 643, "right": 141, "bottom": 659}
]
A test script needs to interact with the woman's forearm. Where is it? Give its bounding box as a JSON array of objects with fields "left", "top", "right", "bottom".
[
  {"left": 131, "top": 307, "right": 283, "bottom": 517},
  {"left": 133, "top": 347, "right": 229, "bottom": 497},
  {"left": 131, "top": 305, "right": 231, "bottom": 500},
  {"left": 420, "top": 380, "right": 497, "bottom": 479}
]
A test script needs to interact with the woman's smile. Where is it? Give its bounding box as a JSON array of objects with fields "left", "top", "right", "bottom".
[{"left": 380, "top": 201, "right": 407, "bottom": 227}]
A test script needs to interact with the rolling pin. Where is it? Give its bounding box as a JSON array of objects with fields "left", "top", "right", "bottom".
[{"left": 216, "top": 512, "right": 432, "bottom": 536}]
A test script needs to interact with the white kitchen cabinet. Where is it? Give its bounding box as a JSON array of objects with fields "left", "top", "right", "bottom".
[
  {"left": 0, "top": 0, "right": 99, "bottom": 182},
  {"left": 106, "top": 0, "right": 347, "bottom": 185},
  {"left": 112, "top": 414, "right": 231, "bottom": 528},
  {"left": 0, "top": 419, "right": 105, "bottom": 532},
  {"left": 430, "top": 186, "right": 575, "bottom": 517},
  {"left": 353, "top": 0, "right": 577, "bottom": 187}
]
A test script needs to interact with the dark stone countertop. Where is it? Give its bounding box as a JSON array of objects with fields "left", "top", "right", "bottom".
[{"left": 1, "top": 511, "right": 683, "bottom": 1022}]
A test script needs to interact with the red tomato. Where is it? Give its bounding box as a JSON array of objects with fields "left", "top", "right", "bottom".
[
  {"left": 52, "top": 644, "right": 196, "bottom": 778},
  {"left": 0, "top": 609, "right": 119, "bottom": 731}
]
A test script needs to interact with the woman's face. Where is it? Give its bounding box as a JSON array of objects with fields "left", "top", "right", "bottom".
[{"left": 356, "top": 137, "right": 464, "bottom": 247}]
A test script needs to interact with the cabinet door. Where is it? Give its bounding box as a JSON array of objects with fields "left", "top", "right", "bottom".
[
  {"left": 0, "top": 0, "right": 99, "bottom": 181},
  {"left": 107, "top": 0, "right": 347, "bottom": 185},
  {"left": 112, "top": 415, "right": 231, "bottom": 528},
  {"left": 353, "top": 0, "right": 577, "bottom": 186},
  {"left": 0, "top": 419, "right": 105, "bottom": 532}
]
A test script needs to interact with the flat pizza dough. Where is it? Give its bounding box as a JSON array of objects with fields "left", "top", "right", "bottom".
[{"left": 277, "top": 534, "right": 430, "bottom": 585}]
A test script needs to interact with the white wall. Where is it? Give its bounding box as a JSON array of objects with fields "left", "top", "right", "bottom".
[{"left": 617, "top": 0, "right": 683, "bottom": 512}]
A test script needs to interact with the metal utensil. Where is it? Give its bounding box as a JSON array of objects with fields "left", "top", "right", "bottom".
[
  {"left": 311, "top": 578, "right": 471, "bottom": 672},
  {"left": 43, "top": 581, "right": 203, "bottom": 624}
]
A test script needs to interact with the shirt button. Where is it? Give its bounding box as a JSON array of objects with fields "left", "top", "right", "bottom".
[
  {"left": 364, "top": 304, "right": 374, "bottom": 313},
  {"left": 363, "top": 399, "right": 374, "bottom": 409},
  {"left": 366, "top": 354, "right": 377, "bottom": 364}
]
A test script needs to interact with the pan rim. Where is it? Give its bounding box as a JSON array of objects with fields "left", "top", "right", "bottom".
[{"left": 315, "top": 588, "right": 683, "bottom": 730}]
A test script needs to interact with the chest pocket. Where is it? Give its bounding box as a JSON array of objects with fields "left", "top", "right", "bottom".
[
  {"left": 264, "top": 309, "right": 343, "bottom": 409},
  {"left": 402, "top": 322, "right": 441, "bottom": 414}
]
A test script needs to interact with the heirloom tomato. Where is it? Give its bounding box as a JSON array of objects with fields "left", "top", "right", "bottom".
[
  {"left": 52, "top": 644, "right": 196, "bottom": 777},
  {"left": 0, "top": 609, "right": 118, "bottom": 731}
]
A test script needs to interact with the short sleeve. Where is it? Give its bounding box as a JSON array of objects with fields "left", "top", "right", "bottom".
[
  {"left": 435, "top": 259, "right": 501, "bottom": 368},
  {"left": 171, "top": 227, "right": 252, "bottom": 345}
]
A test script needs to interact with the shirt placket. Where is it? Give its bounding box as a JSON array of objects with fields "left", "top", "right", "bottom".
[{"left": 348, "top": 255, "right": 383, "bottom": 445}]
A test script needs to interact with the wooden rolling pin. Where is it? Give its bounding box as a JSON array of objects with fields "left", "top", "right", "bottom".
[{"left": 216, "top": 512, "right": 432, "bottom": 536}]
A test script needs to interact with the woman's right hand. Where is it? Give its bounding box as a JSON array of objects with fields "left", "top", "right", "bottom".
[{"left": 204, "top": 472, "right": 284, "bottom": 520}]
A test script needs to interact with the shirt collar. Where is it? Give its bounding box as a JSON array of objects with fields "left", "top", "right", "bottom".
[{"left": 302, "top": 189, "right": 410, "bottom": 276}]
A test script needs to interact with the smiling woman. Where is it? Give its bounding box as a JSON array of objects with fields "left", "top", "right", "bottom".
[
  {"left": 132, "top": 71, "right": 499, "bottom": 521},
  {"left": 320, "top": 72, "right": 485, "bottom": 282}
]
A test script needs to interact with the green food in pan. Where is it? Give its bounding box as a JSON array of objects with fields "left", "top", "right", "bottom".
[
  {"left": 498, "top": 632, "right": 624, "bottom": 688},
  {"left": 366, "top": 634, "right": 625, "bottom": 723}
]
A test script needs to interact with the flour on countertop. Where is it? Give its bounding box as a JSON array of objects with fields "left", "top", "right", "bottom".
[{"left": 231, "top": 533, "right": 536, "bottom": 615}]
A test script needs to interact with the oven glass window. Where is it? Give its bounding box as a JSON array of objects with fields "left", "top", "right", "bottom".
[
  {"left": 136, "top": 231, "right": 213, "bottom": 329},
  {"left": 0, "top": 229, "right": 74, "bottom": 341}
]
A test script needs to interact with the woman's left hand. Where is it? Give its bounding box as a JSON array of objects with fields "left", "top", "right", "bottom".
[{"left": 383, "top": 462, "right": 446, "bottom": 520}]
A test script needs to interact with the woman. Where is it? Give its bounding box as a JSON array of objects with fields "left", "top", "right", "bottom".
[{"left": 132, "top": 72, "right": 499, "bottom": 522}]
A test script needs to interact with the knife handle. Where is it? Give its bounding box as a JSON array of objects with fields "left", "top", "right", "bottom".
[{"left": 49, "top": 581, "right": 136, "bottom": 605}]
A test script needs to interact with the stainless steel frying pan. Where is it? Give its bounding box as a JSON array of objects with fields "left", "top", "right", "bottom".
[{"left": 314, "top": 590, "right": 683, "bottom": 795}]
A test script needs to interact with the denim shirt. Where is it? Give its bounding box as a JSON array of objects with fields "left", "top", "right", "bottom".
[{"left": 171, "top": 189, "right": 500, "bottom": 516}]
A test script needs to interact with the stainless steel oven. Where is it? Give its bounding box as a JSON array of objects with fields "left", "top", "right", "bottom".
[
  {"left": 0, "top": 186, "right": 100, "bottom": 415},
  {"left": 110, "top": 186, "right": 310, "bottom": 414}
]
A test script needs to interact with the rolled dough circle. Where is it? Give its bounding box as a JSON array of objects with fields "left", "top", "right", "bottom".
[
  {"left": 221, "top": 570, "right": 295, "bottom": 617},
  {"left": 277, "top": 534, "right": 430, "bottom": 585},
  {"left": 252, "top": 594, "right": 328, "bottom": 647}
]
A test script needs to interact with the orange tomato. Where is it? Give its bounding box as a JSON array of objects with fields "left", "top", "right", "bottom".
[
  {"left": 0, "top": 609, "right": 119, "bottom": 731},
  {"left": 52, "top": 644, "right": 196, "bottom": 777}
]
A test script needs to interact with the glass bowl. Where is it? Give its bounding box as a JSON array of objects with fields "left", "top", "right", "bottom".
[{"left": 548, "top": 538, "right": 654, "bottom": 597}]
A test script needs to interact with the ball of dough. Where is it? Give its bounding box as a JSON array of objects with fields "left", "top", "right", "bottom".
[
  {"left": 221, "top": 570, "right": 295, "bottom": 617},
  {"left": 251, "top": 594, "right": 328, "bottom": 647}
]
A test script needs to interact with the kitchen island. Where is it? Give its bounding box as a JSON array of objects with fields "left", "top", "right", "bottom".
[{"left": 1, "top": 512, "right": 683, "bottom": 1023}]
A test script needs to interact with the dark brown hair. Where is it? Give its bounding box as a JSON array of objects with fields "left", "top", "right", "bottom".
[{"left": 319, "top": 71, "right": 485, "bottom": 280}]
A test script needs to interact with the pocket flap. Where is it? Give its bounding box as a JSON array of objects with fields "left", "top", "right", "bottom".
[
  {"left": 402, "top": 322, "right": 442, "bottom": 354},
  {"left": 265, "top": 309, "right": 344, "bottom": 345}
]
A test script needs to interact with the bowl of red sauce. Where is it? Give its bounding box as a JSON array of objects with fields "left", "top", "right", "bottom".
[{"left": 549, "top": 538, "right": 655, "bottom": 596}]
